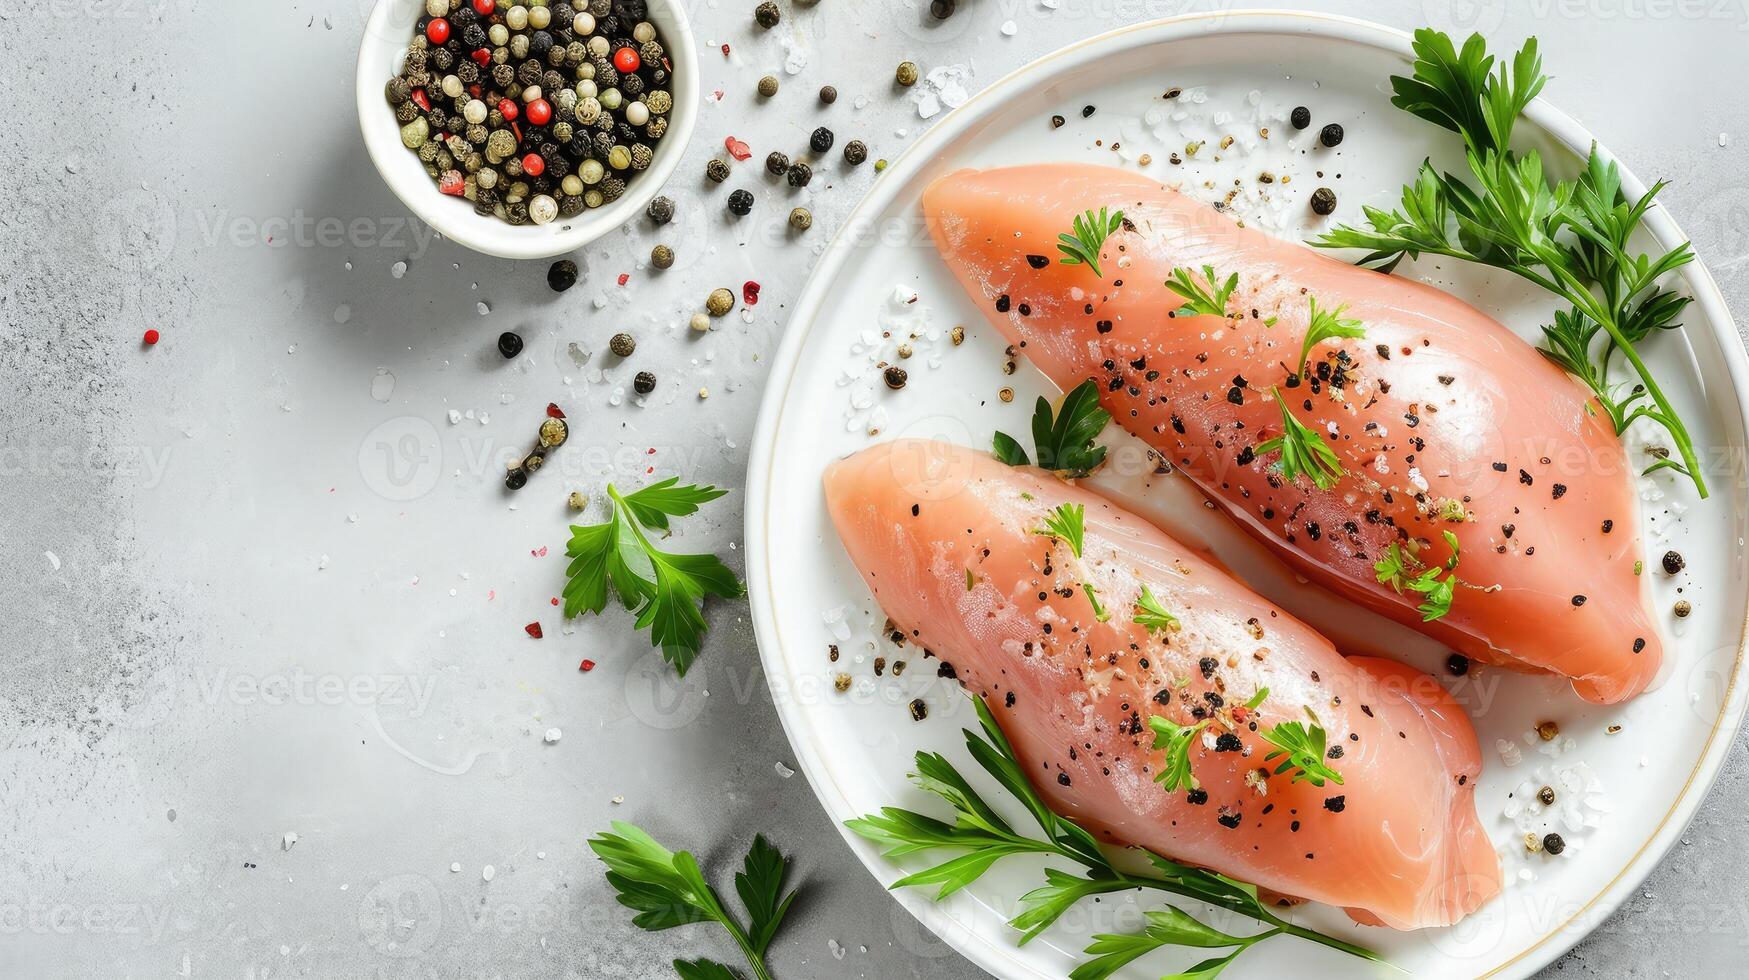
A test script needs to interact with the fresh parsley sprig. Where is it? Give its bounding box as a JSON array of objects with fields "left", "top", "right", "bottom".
[
  {"left": 1149, "top": 716, "right": 1209, "bottom": 793},
  {"left": 589, "top": 822, "right": 800, "bottom": 980},
  {"left": 1082, "top": 582, "right": 1111, "bottom": 623},
  {"left": 1073, "top": 908, "right": 1279, "bottom": 980},
  {"left": 1259, "top": 719, "right": 1345, "bottom": 788},
  {"left": 1374, "top": 530, "right": 1464, "bottom": 621},
  {"left": 1254, "top": 388, "right": 1345, "bottom": 490},
  {"left": 563, "top": 478, "right": 745, "bottom": 676},
  {"left": 848, "top": 696, "right": 1386, "bottom": 971},
  {"left": 1033, "top": 502, "right": 1087, "bottom": 557},
  {"left": 1134, "top": 585, "right": 1180, "bottom": 633},
  {"left": 1298, "top": 297, "right": 1367, "bottom": 375},
  {"left": 1057, "top": 207, "right": 1126, "bottom": 278},
  {"left": 1166, "top": 265, "right": 1241, "bottom": 319},
  {"left": 993, "top": 379, "right": 1112, "bottom": 477},
  {"left": 1312, "top": 29, "right": 1706, "bottom": 497}
]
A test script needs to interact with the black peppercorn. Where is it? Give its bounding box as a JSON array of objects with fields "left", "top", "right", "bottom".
[
  {"left": 1543, "top": 833, "right": 1565, "bottom": 855},
  {"left": 884, "top": 366, "right": 908, "bottom": 389},
  {"left": 646, "top": 195, "right": 674, "bottom": 224},
  {"left": 810, "top": 126, "right": 835, "bottom": 153},
  {"left": 706, "top": 158, "right": 731, "bottom": 183},
  {"left": 819, "top": 85, "right": 837, "bottom": 105},
  {"left": 1446, "top": 653, "right": 1469, "bottom": 676},
  {"left": 766, "top": 150, "right": 790, "bottom": 176},
  {"left": 1291, "top": 105, "right": 1311, "bottom": 130},
  {"left": 1050, "top": 114, "right": 1065, "bottom": 128},
  {"left": 1310, "top": 186, "right": 1337, "bottom": 216},
  {"left": 547, "top": 259, "right": 578, "bottom": 292},
  {"left": 609, "top": 333, "right": 636, "bottom": 357},
  {"left": 786, "top": 163, "right": 812, "bottom": 187},
  {"left": 843, "top": 140, "right": 868, "bottom": 165},
  {"left": 754, "top": 0, "right": 779, "bottom": 27},
  {"left": 1319, "top": 123, "right": 1344, "bottom": 147},
  {"left": 1662, "top": 550, "right": 1685, "bottom": 574},
  {"left": 908, "top": 698, "right": 928, "bottom": 721},
  {"left": 930, "top": 0, "right": 956, "bottom": 17},
  {"left": 497, "top": 331, "right": 524, "bottom": 359},
  {"left": 633, "top": 371, "right": 656, "bottom": 394},
  {"left": 505, "top": 468, "right": 529, "bottom": 490},
  {"left": 727, "top": 189, "right": 754, "bottom": 215}
]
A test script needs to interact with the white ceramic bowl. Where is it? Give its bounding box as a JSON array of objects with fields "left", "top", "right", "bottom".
[{"left": 355, "top": 0, "right": 697, "bottom": 260}]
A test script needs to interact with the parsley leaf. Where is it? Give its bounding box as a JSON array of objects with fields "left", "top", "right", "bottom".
[
  {"left": 1313, "top": 29, "right": 1706, "bottom": 497},
  {"left": 1149, "top": 716, "right": 1209, "bottom": 793},
  {"left": 1072, "top": 908, "right": 1257, "bottom": 980},
  {"left": 1259, "top": 720, "right": 1345, "bottom": 787},
  {"left": 992, "top": 379, "right": 1111, "bottom": 477},
  {"left": 1298, "top": 297, "right": 1366, "bottom": 376},
  {"left": 1082, "top": 582, "right": 1110, "bottom": 623},
  {"left": 563, "top": 480, "right": 745, "bottom": 676},
  {"left": 1253, "top": 388, "right": 1345, "bottom": 490},
  {"left": 1034, "top": 502, "right": 1086, "bottom": 558},
  {"left": 1374, "top": 530, "right": 1464, "bottom": 621},
  {"left": 591, "top": 823, "right": 799, "bottom": 980},
  {"left": 848, "top": 695, "right": 1385, "bottom": 969},
  {"left": 1166, "top": 265, "right": 1240, "bottom": 319},
  {"left": 1057, "top": 207, "right": 1126, "bottom": 278},
  {"left": 1133, "top": 585, "right": 1180, "bottom": 633}
]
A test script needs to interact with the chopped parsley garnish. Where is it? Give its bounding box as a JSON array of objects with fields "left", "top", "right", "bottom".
[
  {"left": 1056, "top": 207, "right": 1126, "bottom": 278},
  {"left": 1149, "top": 715, "right": 1209, "bottom": 792},
  {"left": 993, "top": 379, "right": 1111, "bottom": 477},
  {"left": 1259, "top": 719, "right": 1346, "bottom": 788},
  {"left": 589, "top": 823, "right": 799, "bottom": 980},
  {"left": 1133, "top": 585, "right": 1179, "bottom": 633},
  {"left": 1165, "top": 264, "right": 1240, "bottom": 319},
  {"left": 1297, "top": 297, "right": 1366, "bottom": 375},
  {"left": 1034, "top": 502, "right": 1086, "bottom": 558},
  {"left": 1313, "top": 29, "right": 1706, "bottom": 497},
  {"left": 1082, "top": 582, "right": 1111, "bottom": 623},
  {"left": 562, "top": 478, "right": 745, "bottom": 676},
  {"left": 1375, "top": 530, "right": 1464, "bottom": 621},
  {"left": 1253, "top": 387, "right": 1345, "bottom": 490}
]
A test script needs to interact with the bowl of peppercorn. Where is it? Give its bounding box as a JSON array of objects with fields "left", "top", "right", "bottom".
[{"left": 357, "top": 0, "right": 698, "bottom": 260}]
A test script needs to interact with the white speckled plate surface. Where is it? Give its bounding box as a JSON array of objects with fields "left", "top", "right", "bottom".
[{"left": 747, "top": 12, "right": 1749, "bottom": 979}]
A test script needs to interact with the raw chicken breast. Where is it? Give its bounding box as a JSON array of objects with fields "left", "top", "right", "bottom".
[
  {"left": 924, "top": 164, "right": 1660, "bottom": 704},
  {"left": 824, "top": 440, "right": 1500, "bottom": 930}
]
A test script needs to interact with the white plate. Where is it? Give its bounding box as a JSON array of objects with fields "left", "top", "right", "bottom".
[{"left": 746, "top": 12, "right": 1749, "bottom": 979}]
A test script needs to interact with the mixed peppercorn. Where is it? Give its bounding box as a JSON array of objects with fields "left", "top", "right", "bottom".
[{"left": 386, "top": 0, "right": 676, "bottom": 226}]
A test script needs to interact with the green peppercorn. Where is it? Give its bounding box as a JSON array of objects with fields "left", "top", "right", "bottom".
[
  {"left": 896, "top": 61, "right": 918, "bottom": 87},
  {"left": 843, "top": 140, "right": 868, "bottom": 166},
  {"left": 651, "top": 244, "right": 674, "bottom": 269},
  {"left": 789, "top": 207, "right": 813, "bottom": 231},
  {"left": 706, "top": 288, "right": 735, "bottom": 317},
  {"left": 633, "top": 371, "right": 657, "bottom": 395},
  {"left": 758, "top": 75, "right": 779, "bottom": 98},
  {"left": 609, "top": 332, "right": 636, "bottom": 357},
  {"left": 706, "top": 158, "right": 731, "bottom": 183}
]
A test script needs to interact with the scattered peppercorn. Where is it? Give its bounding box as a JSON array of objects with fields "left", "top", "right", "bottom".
[
  {"left": 706, "top": 158, "right": 731, "bottom": 183},
  {"left": 1319, "top": 123, "right": 1344, "bottom": 147},
  {"left": 786, "top": 163, "right": 813, "bottom": 187},
  {"left": 505, "top": 467, "right": 529, "bottom": 490},
  {"left": 646, "top": 196, "right": 675, "bottom": 225},
  {"left": 909, "top": 698, "right": 929, "bottom": 721},
  {"left": 609, "top": 333, "right": 636, "bottom": 357},
  {"left": 896, "top": 61, "right": 919, "bottom": 86},
  {"left": 844, "top": 140, "right": 868, "bottom": 165},
  {"left": 727, "top": 189, "right": 754, "bottom": 215},
  {"left": 1536, "top": 720, "right": 1559, "bottom": 741},
  {"left": 1446, "top": 653, "right": 1469, "bottom": 676},
  {"left": 1662, "top": 550, "right": 1686, "bottom": 574},
  {"left": 1323, "top": 795, "right": 1346, "bottom": 813},
  {"left": 930, "top": 0, "right": 956, "bottom": 17},
  {"left": 1537, "top": 785, "right": 1556, "bottom": 806},
  {"left": 1050, "top": 114, "right": 1066, "bottom": 128},
  {"left": 819, "top": 85, "right": 838, "bottom": 104},
  {"left": 766, "top": 150, "right": 791, "bottom": 176},
  {"left": 1543, "top": 833, "right": 1566, "bottom": 855},
  {"left": 789, "top": 207, "right": 813, "bottom": 231},
  {"left": 547, "top": 260, "right": 578, "bottom": 292},
  {"left": 497, "top": 331, "right": 524, "bottom": 359},
  {"left": 758, "top": 74, "right": 779, "bottom": 98},
  {"left": 690, "top": 313, "right": 712, "bottom": 332},
  {"left": 1291, "top": 105, "right": 1311, "bottom": 130},
  {"left": 650, "top": 244, "right": 674, "bottom": 269},
  {"left": 1310, "top": 186, "right": 1337, "bottom": 216},
  {"left": 884, "top": 366, "right": 908, "bottom": 389},
  {"left": 810, "top": 127, "right": 835, "bottom": 153},
  {"left": 706, "top": 287, "right": 736, "bottom": 316},
  {"left": 633, "top": 371, "right": 656, "bottom": 395},
  {"left": 754, "top": 1, "right": 780, "bottom": 28},
  {"left": 1675, "top": 600, "right": 1692, "bottom": 618}
]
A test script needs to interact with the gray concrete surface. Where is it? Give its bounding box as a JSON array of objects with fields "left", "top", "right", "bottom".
[{"left": 2, "top": 0, "right": 1746, "bottom": 977}]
